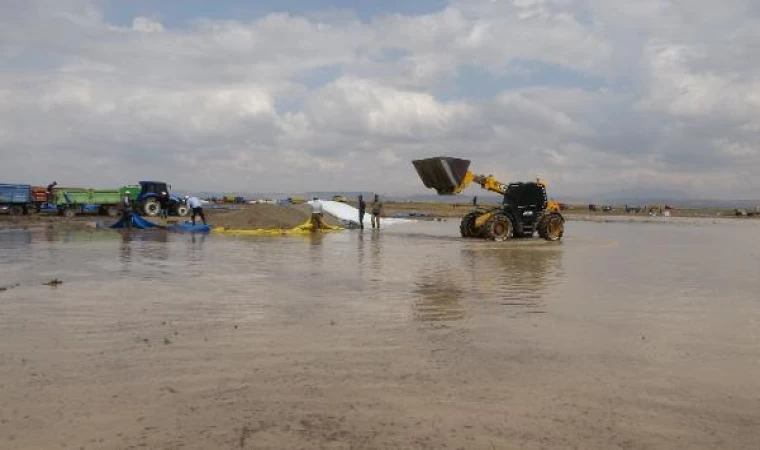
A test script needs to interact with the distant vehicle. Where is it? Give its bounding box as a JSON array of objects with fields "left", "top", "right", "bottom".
[
  {"left": 332, "top": 195, "right": 348, "bottom": 203},
  {"left": 123, "top": 181, "right": 188, "bottom": 217},
  {"left": 1, "top": 184, "right": 124, "bottom": 217},
  {"left": 287, "top": 196, "right": 306, "bottom": 205},
  {"left": 588, "top": 204, "right": 598, "bottom": 212},
  {"left": 54, "top": 187, "right": 123, "bottom": 217},
  {"left": 601, "top": 205, "right": 614, "bottom": 212},
  {"left": 0, "top": 184, "right": 32, "bottom": 215}
]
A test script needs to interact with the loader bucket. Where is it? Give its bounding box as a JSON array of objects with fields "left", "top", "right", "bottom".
[{"left": 412, "top": 157, "right": 471, "bottom": 195}]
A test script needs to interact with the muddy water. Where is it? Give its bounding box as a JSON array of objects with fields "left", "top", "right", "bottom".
[{"left": 1, "top": 220, "right": 759, "bottom": 449}]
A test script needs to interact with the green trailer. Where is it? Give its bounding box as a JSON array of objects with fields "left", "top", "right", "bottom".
[{"left": 54, "top": 188, "right": 123, "bottom": 217}]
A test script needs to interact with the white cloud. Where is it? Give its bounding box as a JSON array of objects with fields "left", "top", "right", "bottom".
[
  {"left": 131, "top": 16, "right": 164, "bottom": 33},
  {"left": 0, "top": 0, "right": 759, "bottom": 198}
]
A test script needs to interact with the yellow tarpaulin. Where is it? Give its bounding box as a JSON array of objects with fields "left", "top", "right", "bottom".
[{"left": 212, "top": 218, "right": 343, "bottom": 236}]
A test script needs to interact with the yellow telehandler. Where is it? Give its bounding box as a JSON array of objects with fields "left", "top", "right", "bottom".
[{"left": 412, "top": 156, "right": 564, "bottom": 241}]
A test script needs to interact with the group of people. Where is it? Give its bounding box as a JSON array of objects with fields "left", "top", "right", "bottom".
[
  {"left": 357, "top": 194, "right": 383, "bottom": 229},
  {"left": 119, "top": 191, "right": 383, "bottom": 231},
  {"left": 310, "top": 194, "right": 384, "bottom": 231}
]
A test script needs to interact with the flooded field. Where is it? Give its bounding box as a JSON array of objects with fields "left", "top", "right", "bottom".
[{"left": 1, "top": 220, "right": 759, "bottom": 449}]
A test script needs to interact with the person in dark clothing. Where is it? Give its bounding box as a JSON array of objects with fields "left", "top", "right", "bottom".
[
  {"left": 473, "top": 196, "right": 478, "bottom": 206},
  {"left": 121, "top": 194, "right": 133, "bottom": 230},
  {"left": 46, "top": 181, "right": 57, "bottom": 205},
  {"left": 357, "top": 195, "right": 366, "bottom": 229},
  {"left": 159, "top": 192, "right": 169, "bottom": 219}
]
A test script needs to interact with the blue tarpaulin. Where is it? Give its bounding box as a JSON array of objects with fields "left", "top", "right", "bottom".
[
  {"left": 110, "top": 214, "right": 210, "bottom": 232},
  {"left": 167, "top": 222, "right": 211, "bottom": 233}
]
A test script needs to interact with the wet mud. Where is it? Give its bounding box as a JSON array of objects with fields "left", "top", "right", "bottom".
[{"left": 1, "top": 219, "right": 759, "bottom": 448}]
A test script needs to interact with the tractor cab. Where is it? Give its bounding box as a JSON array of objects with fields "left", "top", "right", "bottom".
[{"left": 139, "top": 181, "right": 169, "bottom": 197}]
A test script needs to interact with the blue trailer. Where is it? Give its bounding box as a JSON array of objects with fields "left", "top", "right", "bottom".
[{"left": 0, "top": 184, "right": 32, "bottom": 215}]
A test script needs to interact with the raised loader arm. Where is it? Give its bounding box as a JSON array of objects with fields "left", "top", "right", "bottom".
[
  {"left": 412, "top": 157, "right": 508, "bottom": 195},
  {"left": 412, "top": 156, "right": 561, "bottom": 212}
]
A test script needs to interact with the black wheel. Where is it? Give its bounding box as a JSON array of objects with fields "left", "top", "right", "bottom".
[
  {"left": 106, "top": 206, "right": 119, "bottom": 217},
  {"left": 483, "top": 214, "right": 513, "bottom": 241},
  {"left": 538, "top": 213, "right": 564, "bottom": 241},
  {"left": 175, "top": 205, "right": 189, "bottom": 217},
  {"left": 62, "top": 208, "right": 77, "bottom": 218},
  {"left": 9, "top": 205, "right": 24, "bottom": 216},
  {"left": 459, "top": 212, "right": 481, "bottom": 238},
  {"left": 143, "top": 198, "right": 160, "bottom": 216}
]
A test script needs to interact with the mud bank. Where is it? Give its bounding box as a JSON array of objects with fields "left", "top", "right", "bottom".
[
  {"left": 0, "top": 204, "right": 343, "bottom": 232},
  {"left": 207, "top": 204, "right": 340, "bottom": 230}
]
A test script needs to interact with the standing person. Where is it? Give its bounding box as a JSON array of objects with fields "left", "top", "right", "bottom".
[
  {"left": 186, "top": 195, "right": 206, "bottom": 225},
  {"left": 371, "top": 194, "right": 383, "bottom": 229},
  {"left": 473, "top": 196, "right": 478, "bottom": 207},
  {"left": 357, "top": 195, "right": 366, "bottom": 229},
  {"left": 121, "top": 193, "right": 133, "bottom": 230},
  {"left": 159, "top": 191, "right": 169, "bottom": 220},
  {"left": 310, "top": 197, "right": 324, "bottom": 231}
]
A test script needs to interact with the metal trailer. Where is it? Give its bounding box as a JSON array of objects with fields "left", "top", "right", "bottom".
[
  {"left": 54, "top": 188, "right": 123, "bottom": 217},
  {"left": 0, "top": 184, "right": 32, "bottom": 215}
]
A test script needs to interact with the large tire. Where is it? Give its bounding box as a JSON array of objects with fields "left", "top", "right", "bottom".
[
  {"left": 143, "top": 198, "right": 160, "bottom": 217},
  {"left": 62, "top": 208, "right": 77, "bottom": 218},
  {"left": 175, "top": 204, "right": 189, "bottom": 217},
  {"left": 538, "top": 213, "right": 564, "bottom": 241},
  {"left": 459, "top": 212, "right": 481, "bottom": 238},
  {"left": 106, "top": 206, "right": 119, "bottom": 217},
  {"left": 9, "top": 205, "right": 24, "bottom": 216},
  {"left": 483, "top": 214, "right": 513, "bottom": 241}
]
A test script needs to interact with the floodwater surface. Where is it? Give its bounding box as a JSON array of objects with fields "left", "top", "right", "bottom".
[{"left": 1, "top": 220, "right": 759, "bottom": 449}]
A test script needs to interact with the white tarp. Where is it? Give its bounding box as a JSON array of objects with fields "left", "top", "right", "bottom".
[{"left": 308, "top": 200, "right": 409, "bottom": 227}]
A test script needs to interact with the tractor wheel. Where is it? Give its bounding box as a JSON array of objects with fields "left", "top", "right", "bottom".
[
  {"left": 62, "top": 208, "right": 77, "bottom": 218},
  {"left": 143, "top": 198, "right": 160, "bottom": 217},
  {"left": 459, "top": 212, "right": 481, "bottom": 238},
  {"left": 538, "top": 213, "right": 564, "bottom": 241},
  {"left": 9, "top": 205, "right": 24, "bottom": 216},
  {"left": 175, "top": 205, "right": 189, "bottom": 217},
  {"left": 483, "top": 214, "right": 513, "bottom": 241},
  {"left": 106, "top": 206, "right": 120, "bottom": 217}
]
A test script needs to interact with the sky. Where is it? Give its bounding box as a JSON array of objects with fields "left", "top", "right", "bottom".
[{"left": 1, "top": 0, "right": 759, "bottom": 199}]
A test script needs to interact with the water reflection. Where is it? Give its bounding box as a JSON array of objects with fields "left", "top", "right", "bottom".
[
  {"left": 134, "top": 231, "right": 169, "bottom": 262},
  {"left": 185, "top": 233, "right": 207, "bottom": 266},
  {"left": 119, "top": 232, "right": 133, "bottom": 266},
  {"left": 369, "top": 230, "right": 382, "bottom": 272},
  {"left": 413, "top": 265, "right": 467, "bottom": 322},
  {"left": 465, "top": 244, "right": 562, "bottom": 313}
]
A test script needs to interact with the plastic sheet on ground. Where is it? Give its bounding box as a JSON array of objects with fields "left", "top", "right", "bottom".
[
  {"left": 110, "top": 215, "right": 210, "bottom": 232},
  {"left": 308, "top": 200, "right": 409, "bottom": 227},
  {"left": 167, "top": 222, "right": 212, "bottom": 233},
  {"left": 213, "top": 218, "right": 342, "bottom": 236},
  {"left": 110, "top": 214, "right": 162, "bottom": 230}
]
